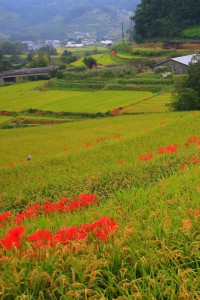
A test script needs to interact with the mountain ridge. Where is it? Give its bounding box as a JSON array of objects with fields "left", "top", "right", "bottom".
[{"left": 0, "top": 0, "right": 138, "bottom": 41}]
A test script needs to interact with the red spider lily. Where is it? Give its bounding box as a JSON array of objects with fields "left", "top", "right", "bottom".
[
  {"left": 66, "top": 194, "right": 98, "bottom": 212},
  {"left": 165, "top": 144, "right": 178, "bottom": 153},
  {"left": 0, "top": 212, "right": 12, "bottom": 225},
  {"left": 88, "top": 217, "right": 118, "bottom": 241},
  {"left": 157, "top": 147, "right": 165, "bottom": 154},
  {"left": 0, "top": 227, "right": 26, "bottom": 249},
  {"left": 27, "top": 229, "right": 53, "bottom": 242},
  {"left": 3, "top": 111, "right": 8, "bottom": 116},
  {"left": 64, "top": 148, "right": 68, "bottom": 152},
  {"left": 9, "top": 163, "right": 14, "bottom": 167},
  {"left": 111, "top": 108, "right": 122, "bottom": 116},
  {"left": 19, "top": 160, "right": 25, "bottom": 163},
  {"left": 140, "top": 150, "right": 153, "bottom": 161},
  {"left": 85, "top": 142, "right": 92, "bottom": 147},
  {"left": 15, "top": 211, "right": 37, "bottom": 225},
  {"left": 179, "top": 165, "right": 186, "bottom": 171},
  {"left": 52, "top": 226, "right": 88, "bottom": 245},
  {"left": 4, "top": 195, "right": 98, "bottom": 226},
  {"left": 1, "top": 217, "right": 118, "bottom": 251},
  {"left": 95, "top": 137, "right": 106, "bottom": 143},
  {"left": 188, "top": 209, "right": 199, "bottom": 216},
  {"left": 184, "top": 136, "right": 200, "bottom": 146},
  {"left": 114, "top": 134, "right": 121, "bottom": 139},
  {"left": 118, "top": 159, "right": 124, "bottom": 164},
  {"left": 26, "top": 204, "right": 41, "bottom": 213},
  {"left": 187, "top": 157, "right": 200, "bottom": 163},
  {"left": 42, "top": 199, "right": 66, "bottom": 214}
]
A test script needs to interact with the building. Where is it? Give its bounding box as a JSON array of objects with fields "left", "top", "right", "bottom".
[{"left": 153, "top": 54, "right": 198, "bottom": 74}]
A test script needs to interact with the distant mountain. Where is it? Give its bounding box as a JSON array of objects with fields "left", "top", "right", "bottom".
[{"left": 0, "top": 0, "right": 139, "bottom": 41}]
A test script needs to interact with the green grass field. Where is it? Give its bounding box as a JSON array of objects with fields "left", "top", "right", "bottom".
[
  {"left": 0, "top": 79, "right": 199, "bottom": 299},
  {"left": 0, "top": 81, "right": 153, "bottom": 113}
]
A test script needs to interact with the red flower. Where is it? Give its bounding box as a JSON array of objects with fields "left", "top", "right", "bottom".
[
  {"left": 140, "top": 150, "right": 153, "bottom": 161},
  {"left": 157, "top": 148, "right": 165, "bottom": 154},
  {"left": 189, "top": 209, "right": 199, "bottom": 216},
  {"left": 179, "top": 165, "right": 186, "bottom": 171},
  {"left": 187, "top": 157, "right": 200, "bottom": 163},
  {"left": 114, "top": 134, "right": 121, "bottom": 139},
  {"left": 184, "top": 136, "right": 200, "bottom": 146},
  {"left": 27, "top": 229, "right": 53, "bottom": 242},
  {"left": 0, "top": 212, "right": 12, "bottom": 225},
  {"left": 85, "top": 142, "right": 91, "bottom": 147},
  {"left": 0, "top": 227, "right": 26, "bottom": 249},
  {"left": 165, "top": 145, "right": 178, "bottom": 153}
]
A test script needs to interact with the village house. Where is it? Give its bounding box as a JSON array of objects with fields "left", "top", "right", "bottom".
[{"left": 153, "top": 54, "right": 198, "bottom": 74}]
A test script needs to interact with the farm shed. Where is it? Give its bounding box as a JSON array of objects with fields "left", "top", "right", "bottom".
[{"left": 153, "top": 54, "right": 198, "bottom": 74}]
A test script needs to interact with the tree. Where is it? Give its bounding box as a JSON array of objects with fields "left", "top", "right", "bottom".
[
  {"left": 39, "top": 46, "right": 58, "bottom": 56},
  {"left": 0, "top": 41, "right": 23, "bottom": 56},
  {"left": 60, "top": 50, "right": 77, "bottom": 64},
  {"left": 134, "top": 0, "right": 200, "bottom": 40},
  {"left": 0, "top": 58, "right": 12, "bottom": 71},
  {"left": 169, "top": 55, "right": 200, "bottom": 111},
  {"left": 83, "top": 57, "right": 97, "bottom": 69},
  {"left": 29, "top": 52, "right": 49, "bottom": 68}
]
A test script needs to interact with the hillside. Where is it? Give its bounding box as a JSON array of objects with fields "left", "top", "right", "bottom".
[{"left": 0, "top": 0, "right": 138, "bottom": 41}]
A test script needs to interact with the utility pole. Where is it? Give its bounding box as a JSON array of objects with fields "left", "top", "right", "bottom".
[
  {"left": 129, "top": 18, "right": 133, "bottom": 44},
  {"left": 122, "top": 21, "right": 124, "bottom": 43}
]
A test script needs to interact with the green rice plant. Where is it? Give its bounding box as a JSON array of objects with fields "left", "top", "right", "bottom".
[
  {"left": 0, "top": 94, "right": 199, "bottom": 299},
  {"left": 71, "top": 54, "right": 120, "bottom": 67},
  {"left": 123, "top": 93, "right": 172, "bottom": 113},
  {"left": 0, "top": 81, "right": 152, "bottom": 113}
]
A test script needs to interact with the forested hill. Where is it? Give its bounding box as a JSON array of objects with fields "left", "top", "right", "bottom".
[
  {"left": 0, "top": 0, "right": 138, "bottom": 41},
  {"left": 134, "top": 0, "right": 200, "bottom": 41}
]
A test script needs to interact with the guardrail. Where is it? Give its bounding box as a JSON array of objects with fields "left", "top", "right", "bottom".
[{"left": 0, "top": 66, "right": 59, "bottom": 78}]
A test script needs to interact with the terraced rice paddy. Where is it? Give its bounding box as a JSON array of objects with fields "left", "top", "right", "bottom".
[
  {"left": 0, "top": 80, "right": 199, "bottom": 299},
  {"left": 0, "top": 81, "right": 153, "bottom": 113},
  {"left": 122, "top": 93, "right": 171, "bottom": 113},
  {"left": 72, "top": 53, "right": 120, "bottom": 66}
]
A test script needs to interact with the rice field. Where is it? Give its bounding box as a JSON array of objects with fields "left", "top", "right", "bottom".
[
  {"left": 116, "top": 53, "right": 146, "bottom": 60},
  {"left": 0, "top": 81, "right": 153, "bottom": 113},
  {"left": 71, "top": 53, "right": 120, "bottom": 66},
  {"left": 122, "top": 93, "right": 172, "bottom": 113},
  {"left": 0, "top": 80, "right": 199, "bottom": 299},
  {"left": 56, "top": 46, "right": 108, "bottom": 56}
]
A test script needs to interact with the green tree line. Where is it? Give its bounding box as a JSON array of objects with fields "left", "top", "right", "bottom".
[{"left": 134, "top": 0, "right": 200, "bottom": 41}]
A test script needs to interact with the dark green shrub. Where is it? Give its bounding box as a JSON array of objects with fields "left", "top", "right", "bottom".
[{"left": 169, "top": 88, "right": 200, "bottom": 111}]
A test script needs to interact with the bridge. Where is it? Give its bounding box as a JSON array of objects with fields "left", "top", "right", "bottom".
[{"left": 0, "top": 66, "right": 59, "bottom": 82}]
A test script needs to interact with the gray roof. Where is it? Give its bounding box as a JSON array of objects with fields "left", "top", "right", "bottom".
[{"left": 171, "top": 54, "right": 197, "bottom": 66}]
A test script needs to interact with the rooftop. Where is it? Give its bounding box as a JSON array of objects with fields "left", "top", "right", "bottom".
[{"left": 171, "top": 54, "right": 197, "bottom": 66}]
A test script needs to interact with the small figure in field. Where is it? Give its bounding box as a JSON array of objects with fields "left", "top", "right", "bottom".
[{"left": 27, "top": 154, "right": 32, "bottom": 161}]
